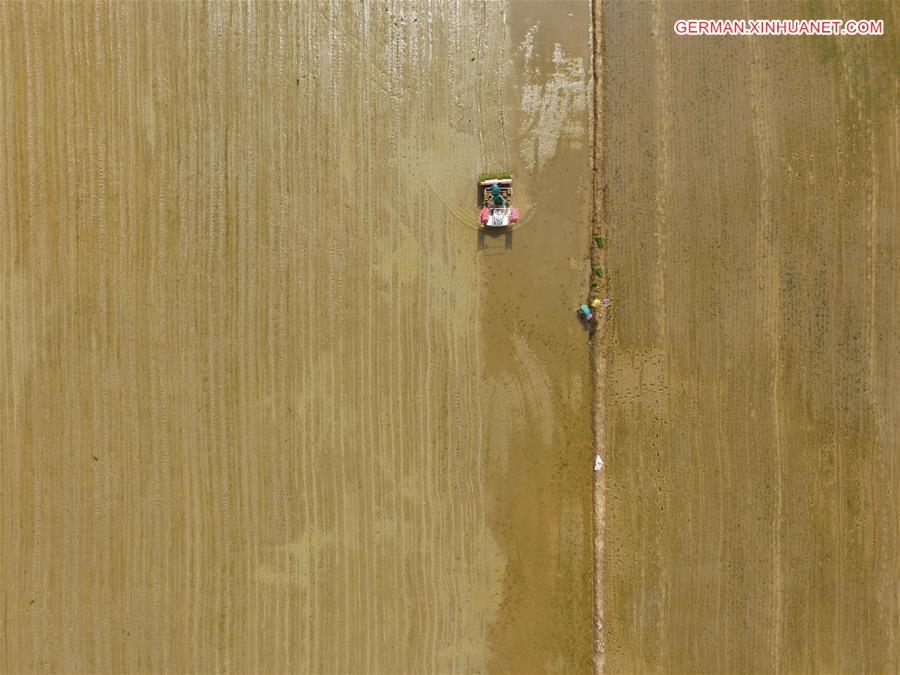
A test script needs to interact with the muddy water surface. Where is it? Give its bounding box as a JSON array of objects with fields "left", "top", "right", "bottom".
[
  {"left": 483, "top": 2, "right": 593, "bottom": 671},
  {"left": 0, "top": 1, "right": 592, "bottom": 672}
]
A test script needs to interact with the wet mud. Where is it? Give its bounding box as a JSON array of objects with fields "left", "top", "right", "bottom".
[
  {"left": 0, "top": 1, "right": 592, "bottom": 672},
  {"left": 484, "top": 3, "right": 593, "bottom": 672},
  {"left": 600, "top": 1, "right": 899, "bottom": 671}
]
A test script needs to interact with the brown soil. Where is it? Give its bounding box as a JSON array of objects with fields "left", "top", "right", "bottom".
[
  {"left": 0, "top": 1, "right": 593, "bottom": 672},
  {"left": 598, "top": 1, "right": 899, "bottom": 671}
]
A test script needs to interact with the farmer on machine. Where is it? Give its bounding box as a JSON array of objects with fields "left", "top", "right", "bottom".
[{"left": 490, "top": 183, "right": 506, "bottom": 206}]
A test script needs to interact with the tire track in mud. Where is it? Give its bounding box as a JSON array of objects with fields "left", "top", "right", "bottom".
[{"left": 745, "top": 12, "right": 785, "bottom": 666}]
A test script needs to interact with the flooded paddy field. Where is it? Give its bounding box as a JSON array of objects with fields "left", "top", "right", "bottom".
[
  {"left": 0, "top": 1, "right": 592, "bottom": 672},
  {"left": 600, "top": 0, "right": 898, "bottom": 671}
]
